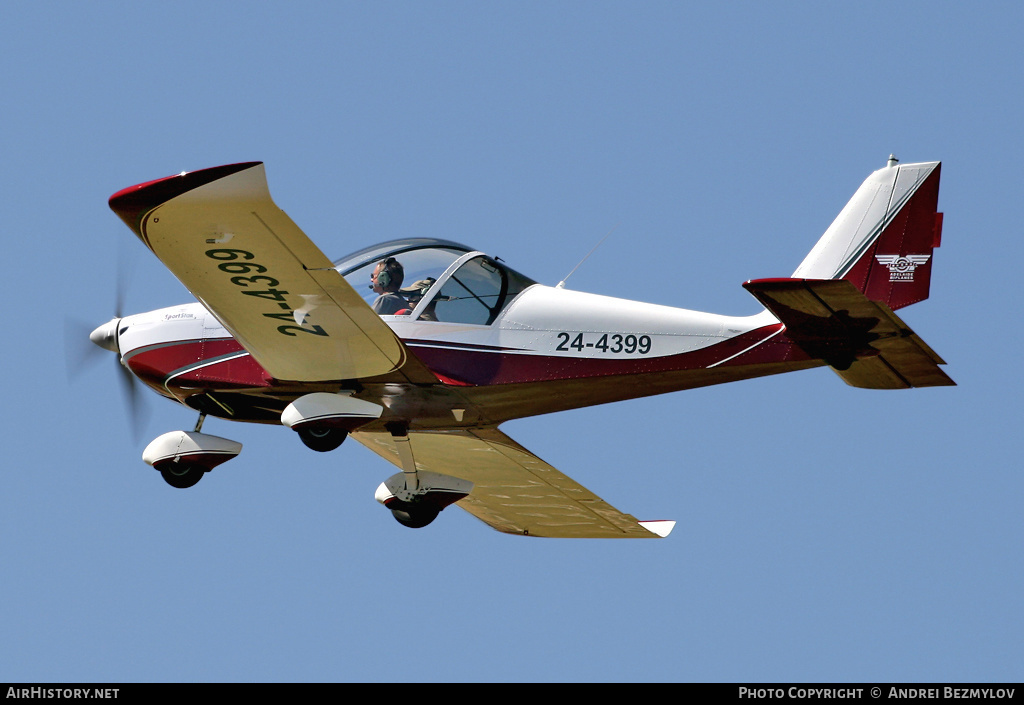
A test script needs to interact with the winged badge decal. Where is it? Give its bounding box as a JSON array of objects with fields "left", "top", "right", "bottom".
[{"left": 875, "top": 254, "right": 931, "bottom": 282}]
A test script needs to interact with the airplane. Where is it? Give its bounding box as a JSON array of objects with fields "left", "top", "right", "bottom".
[{"left": 87, "top": 155, "right": 952, "bottom": 538}]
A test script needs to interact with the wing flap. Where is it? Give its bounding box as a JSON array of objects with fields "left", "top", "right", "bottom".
[
  {"left": 353, "top": 428, "right": 673, "bottom": 538},
  {"left": 743, "top": 278, "right": 954, "bottom": 389},
  {"left": 110, "top": 163, "right": 435, "bottom": 383}
]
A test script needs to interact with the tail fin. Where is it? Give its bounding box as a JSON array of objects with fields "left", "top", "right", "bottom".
[
  {"left": 741, "top": 159, "right": 953, "bottom": 389},
  {"left": 792, "top": 158, "right": 943, "bottom": 310}
]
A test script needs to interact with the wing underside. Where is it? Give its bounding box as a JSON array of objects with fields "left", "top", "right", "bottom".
[
  {"left": 109, "top": 162, "right": 436, "bottom": 383},
  {"left": 353, "top": 428, "right": 674, "bottom": 538}
]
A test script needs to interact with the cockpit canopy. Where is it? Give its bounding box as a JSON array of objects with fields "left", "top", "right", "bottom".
[{"left": 334, "top": 238, "right": 536, "bottom": 325}]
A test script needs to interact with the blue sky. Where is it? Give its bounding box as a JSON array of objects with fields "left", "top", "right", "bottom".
[{"left": 2, "top": 1, "right": 1022, "bottom": 682}]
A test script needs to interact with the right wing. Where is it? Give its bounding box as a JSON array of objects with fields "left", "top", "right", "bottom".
[
  {"left": 353, "top": 427, "right": 675, "bottom": 538},
  {"left": 109, "top": 162, "right": 437, "bottom": 383}
]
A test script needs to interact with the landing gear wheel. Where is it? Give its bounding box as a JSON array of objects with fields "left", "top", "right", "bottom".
[
  {"left": 159, "top": 463, "right": 206, "bottom": 489},
  {"left": 298, "top": 427, "right": 348, "bottom": 452},
  {"left": 388, "top": 500, "right": 440, "bottom": 529}
]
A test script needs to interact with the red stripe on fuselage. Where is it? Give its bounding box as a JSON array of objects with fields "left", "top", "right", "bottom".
[
  {"left": 406, "top": 324, "right": 798, "bottom": 386},
  {"left": 124, "top": 338, "right": 273, "bottom": 394},
  {"left": 122, "top": 324, "right": 803, "bottom": 398}
]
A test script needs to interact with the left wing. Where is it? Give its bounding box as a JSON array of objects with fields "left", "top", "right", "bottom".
[
  {"left": 353, "top": 427, "right": 675, "bottom": 538},
  {"left": 109, "top": 162, "right": 436, "bottom": 383}
]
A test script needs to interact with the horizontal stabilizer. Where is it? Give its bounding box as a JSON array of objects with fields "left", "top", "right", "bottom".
[{"left": 743, "top": 278, "right": 954, "bottom": 389}]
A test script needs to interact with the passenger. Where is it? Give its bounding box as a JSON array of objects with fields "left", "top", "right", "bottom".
[
  {"left": 370, "top": 257, "right": 408, "bottom": 315},
  {"left": 400, "top": 278, "right": 437, "bottom": 319}
]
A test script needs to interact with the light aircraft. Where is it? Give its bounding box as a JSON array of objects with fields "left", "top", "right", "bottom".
[{"left": 87, "top": 156, "right": 952, "bottom": 538}]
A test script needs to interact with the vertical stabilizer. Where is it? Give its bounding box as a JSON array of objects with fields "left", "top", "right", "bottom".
[{"left": 792, "top": 159, "right": 942, "bottom": 310}]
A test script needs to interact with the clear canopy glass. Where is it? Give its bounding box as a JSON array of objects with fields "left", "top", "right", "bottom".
[{"left": 334, "top": 238, "right": 536, "bottom": 323}]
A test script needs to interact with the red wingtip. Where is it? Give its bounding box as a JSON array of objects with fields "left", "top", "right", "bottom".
[{"left": 108, "top": 162, "right": 263, "bottom": 237}]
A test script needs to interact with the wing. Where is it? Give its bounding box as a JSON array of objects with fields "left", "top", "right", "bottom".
[
  {"left": 109, "top": 162, "right": 436, "bottom": 383},
  {"left": 353, "top": 427, "right": 675, "bottom": 538}
]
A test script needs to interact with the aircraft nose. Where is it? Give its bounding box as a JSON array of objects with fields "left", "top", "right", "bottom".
[{"left": 89, "top": 318, "right": 121, "bottom": 353}]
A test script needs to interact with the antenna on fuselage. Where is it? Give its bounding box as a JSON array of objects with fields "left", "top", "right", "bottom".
[{"left": 556, "top": 223, "right": 620, "bottom": 289}]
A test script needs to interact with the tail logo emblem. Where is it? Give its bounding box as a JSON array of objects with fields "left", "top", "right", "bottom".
[{"left": 875, "top": 254, "right": 931, "bottom": 282}]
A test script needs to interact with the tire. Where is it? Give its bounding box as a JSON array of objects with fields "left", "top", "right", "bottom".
[
  {"left": 298, "top": 427, "right": 348, "bottom": 452},
  {"left": 160, "top": 463, "right": 205, "bottom": 489},
  {"left": 389, "top": 501, "right": 440, "bottom": 529}
]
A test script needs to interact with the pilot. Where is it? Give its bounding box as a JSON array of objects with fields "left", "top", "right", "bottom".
[{"left": 370, "top": 257, "right": 408, "bottom": 315}]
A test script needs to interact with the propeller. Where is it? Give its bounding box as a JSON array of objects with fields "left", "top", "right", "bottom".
[
  {"left": 64, "top": 247, "right": 149, "bottom": 440},
  {"left": 63, "top": 316, "right": 107, "bottom": 380}
]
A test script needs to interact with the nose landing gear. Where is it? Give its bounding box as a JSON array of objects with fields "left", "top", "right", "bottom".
[
  {"left": 159, "top": 463, "right": 207, "bottom": 489},
  {"left": 142, "top": 413, "right": 242, "bottom": 489}
]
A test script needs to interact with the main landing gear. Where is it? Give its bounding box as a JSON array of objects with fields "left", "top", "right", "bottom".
[
  {"left": 142, "top": 395, "right": 472, "bottom": 532},
  {"left": 372, "top": 424, "right": 472, "bottom": 529},
  {"left": 280, "top": 394, "right": 473, "bottom": 529},
  {"left": 142, "top": 412, "right": 242, "bottom": 489},
  {"left": 282, "top": 392, "right": 381, "bottom": 453}
]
